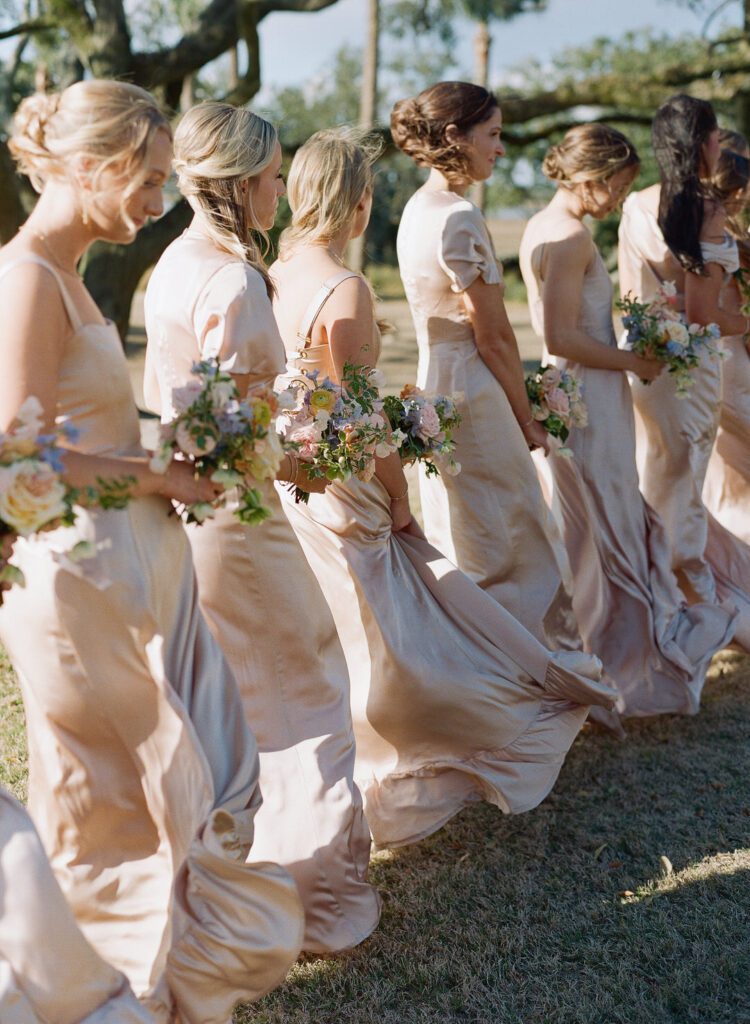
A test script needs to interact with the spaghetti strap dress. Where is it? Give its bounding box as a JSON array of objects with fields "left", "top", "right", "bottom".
[
  {"left": 0, "top": 256, "right": 302, "bottom": 1023},
  {"left": 521, "top": 237, "right": 736, "bottom": 718},
  {"left": 272, "top": 268, "right": 618, "bottom": 851}
]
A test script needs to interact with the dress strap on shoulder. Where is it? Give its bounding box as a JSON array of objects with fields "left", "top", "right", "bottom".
[
  {"left": 296, "top": 269, "right": 360, "bottom": 347},
  {"left": 0, "top": 255, "right": 83, "bottom": 332}
]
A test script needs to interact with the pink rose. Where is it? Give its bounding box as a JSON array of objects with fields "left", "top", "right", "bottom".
[
  {"left": 289, "top": 423, "right": 322, "bottom": 460},
  {"left": 546, "top": 388, "right": 570, "bottom": 417},
  {"left": 541, "top": 367, "right": 562, "bottom": 391},
  {"left": 416, "top": 403, "right": 441, "bottom": 441}
]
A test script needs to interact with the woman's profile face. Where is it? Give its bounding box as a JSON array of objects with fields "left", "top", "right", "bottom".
[
  {"left": 459, "top": 107, "right": 505, "bottom": 183},
  {"left": 701, "top": 127, "right": 722, "bottom": 177},
  {"left": 581, "top": 164, "right": 638, "bottom": 219},
  {"left": 88, "top": 127, "right": 171, "bottom": 243},
  {"left": 248, "top": 141, "right": 285, "bottom": 231}
]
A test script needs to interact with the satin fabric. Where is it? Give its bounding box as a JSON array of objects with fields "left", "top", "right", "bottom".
[
  {"left": 144, "top": 231, "right": 380, "bottom": 953},
  {"left": 618, "top": 192, "right": 750, "bottom": 650},
  {"left": 703, "top": 334, "right": 750, "bottom": 546},
  {"left": 396, "top": 187, "right": 579, "bottom": 647},
  {"left": 521, "top": 238, "right": 736, "bottom": 718},
  {"left": 0, "top": 787, "right": 153, "bottom": 1023},
  {"left": 273, "top": 313, "right": 616, "bottom": 851},
  {"left": 0, "top": 257, "right": 303, "bottom": 1022}
]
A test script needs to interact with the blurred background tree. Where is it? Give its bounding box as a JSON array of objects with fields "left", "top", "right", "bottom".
[{"left": 2, "top": 0, "right": 750, "bottom": 334}]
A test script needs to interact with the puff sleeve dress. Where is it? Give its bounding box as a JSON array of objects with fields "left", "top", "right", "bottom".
[
  {"left": 144, "top": 230, "right": 380, "bottom": 954},
  {"left": 397, "top": 189, "right": 579, "bottom": 648}
]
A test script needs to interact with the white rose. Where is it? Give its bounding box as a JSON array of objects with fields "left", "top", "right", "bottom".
[
  {"left": 664, "top": 320, "right": 690, "bottom": 347},
  {"left": 0, "top": 460, "right": 68, "bottom": 536}
]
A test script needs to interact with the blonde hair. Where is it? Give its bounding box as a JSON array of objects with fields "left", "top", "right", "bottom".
[
  {"left": 279, "top": 127, "right": 382, "bottom": 258},
  {"left": 173, "top": 102, "right": 277, "bottom": 297},
  {"left": 543, "top": 123, "right": 639, "bottom": 186},
  {"left": 9, "top": 81, "right": 170, "bottom": 226}
]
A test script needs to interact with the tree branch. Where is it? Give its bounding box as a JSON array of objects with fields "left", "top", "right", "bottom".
[
  {"left": 0, "top": 18, "right": 52, "bottom": 40},
  {"left": 131, "top": 0, "right": 341, "bottom": 91}
]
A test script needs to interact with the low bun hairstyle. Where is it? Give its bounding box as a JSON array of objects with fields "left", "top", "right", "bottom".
[
  {"left": 542, "top": 123, "right": 639, "bottom": 185},
  {"left": 9, "top": 81, "right": 169, "bottom": 197},
  {"left": 173, "top": 102, "right": 278, "bottom": 297},
  {"left": 391, "top": 81, "right": 499, "bottom": 178}
]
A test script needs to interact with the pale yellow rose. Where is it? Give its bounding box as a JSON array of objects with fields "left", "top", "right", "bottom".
[{"left": 0, "top": 460, "right": 68, "bottom": 536}]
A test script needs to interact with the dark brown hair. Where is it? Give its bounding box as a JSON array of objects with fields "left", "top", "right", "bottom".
[
  {"left": 653, "top": 93, "right": 718, "bottom": 274},
  {"left": 390, "top": 81, "right": 499, "bottom": 177}
]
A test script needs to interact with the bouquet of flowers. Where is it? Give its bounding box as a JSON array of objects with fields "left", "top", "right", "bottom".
[
  {"left": 381, "top": 385, "right": 462, "bottom": 477},
  {"left": 617, "top": 281, "right": 722, "bottom": 397},
  {"left": 278, "top": 363, "right": 398, "bottom": 503},
  {"left": 151, "top": 359, "right": 284, "bottom": 525},
  {"left": 524, "top": 364, "right": 588, "bottom": 457},
  {"left": 0, "top": 396, "right": 133, "bottom": 595}
]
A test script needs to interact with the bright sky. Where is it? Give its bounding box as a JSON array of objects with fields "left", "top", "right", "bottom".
[{"left": 256, "top": 0, "right": 731, "bottom": 102}]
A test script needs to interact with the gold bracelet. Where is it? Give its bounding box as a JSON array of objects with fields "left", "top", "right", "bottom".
[
  {"left": 286, "top": 452, "right": 298, "bottom": 485},
  {"left": 390, "top": 483, "right": 409, "bottom": 501}
]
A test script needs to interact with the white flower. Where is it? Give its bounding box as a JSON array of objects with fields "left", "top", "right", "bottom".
[
  {"left": 13, "top": 396, "right": 44, "bottom": 439},
  {"left": 664, "top": 320, "right": 690, "bottom": 347},
  {"left": 660, "top": 280, "right": 677, "bottom": 298},
  {"left": 368, "top": 368, "right": 387, "bottom": 389},
  {"left": 0, "top": 459, "right": 68, "bottom": 536},
  {"left": 149, "top": 448, "right": 172, "bottom": 475}
]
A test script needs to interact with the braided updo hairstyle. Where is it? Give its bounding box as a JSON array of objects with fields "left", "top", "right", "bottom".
[
  {"left": 173, "top": 102, "right": 278, "bottom": 298},
  {"left": 391, "top": 81, "right": 499, "bottom": 178},
  {"left": 542, "top": 123, "right": 639, "bottom": 186},
  {"left": 9, "top": 81, "right": 169, "bottom": 227}
]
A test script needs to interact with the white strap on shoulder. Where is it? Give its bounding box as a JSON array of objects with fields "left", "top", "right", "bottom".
[
  {"left": 296, "top": 269, "right": 360, "bottom": 346},
  {"left": 0, "top": 255, "right": 83, "bottom": 331}
]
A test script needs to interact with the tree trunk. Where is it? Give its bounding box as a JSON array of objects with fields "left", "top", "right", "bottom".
[
  {"left": 348, "top": 0, "right": 379, "bottom": 273},
  {"left": 81, "top": 201, "right": 192, "bottom": 343},
  {"left": 471, "top": 18, "right": 491, "bottom": 212}
]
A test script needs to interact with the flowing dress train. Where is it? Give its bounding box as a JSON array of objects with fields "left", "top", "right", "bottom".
[
  {"left": 0, "top": 787, "right": 153, "bottom": 1023},
  {"left": 144, "top": 231, "right": 380, "bottom": 953},
  {"left": 520, "top": 238, "right": 736, "bottom": 718},
  {"left": 273, "top": 275, "right": 618, "bottom": 850},
  {"left": 0, "top": 257, "right": 303, "bottom": 1023},
  {"left": 618, "top": 191, "right": 750, "bottom": 650}
]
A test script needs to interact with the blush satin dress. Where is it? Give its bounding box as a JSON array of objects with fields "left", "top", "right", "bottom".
[
  {"left": 0, "top": 255, "right": 303, "bottom": 1023},
  {"left": 521, "top": 233, "right": 736, "bottom": 719},
  {"left": 396, "top": 187, "right": 580, "bottom": 649},
  {"left": 271, "top": 266, "right": 618, "bottom": 851},
  {"left": 618, "top": 191, "right": 750, "bottom": 651},
  {"left": 144, "top": 229, "right": 380, "bottom": 954}
]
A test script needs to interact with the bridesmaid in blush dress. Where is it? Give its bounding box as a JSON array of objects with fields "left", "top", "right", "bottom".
[
  {"left": 0, "top": 787, "right": 153, "bottom": 1023},
  {"left": 271, "top": 128, "right": 617, "bottom": 851},
  {"left": 0, "top": 83, "right": 302, "bottom": 1022},
  {"left": 519, "top": 124, "right": 735, "bottom": 720},
  {"left": 144, "top": 102, "right": 381, "bottom": 953},
  {"left": 391, "top": 82, "right": 578, "bottom": 648},
  {"left": 702, "top": 133, "right": 750, "bottom": 548},
  {"left": 618, "top": 94, "right": 750, "bottom": 650}
]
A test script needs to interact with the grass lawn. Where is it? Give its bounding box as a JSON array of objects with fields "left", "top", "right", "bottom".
[{"left": 2, "top": 649, "right": 749, "bottom": 1023}]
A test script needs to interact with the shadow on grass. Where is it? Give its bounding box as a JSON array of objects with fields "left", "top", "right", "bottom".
[{"left": 242, "top": 652, "right": 750, "bottom": 1024}]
